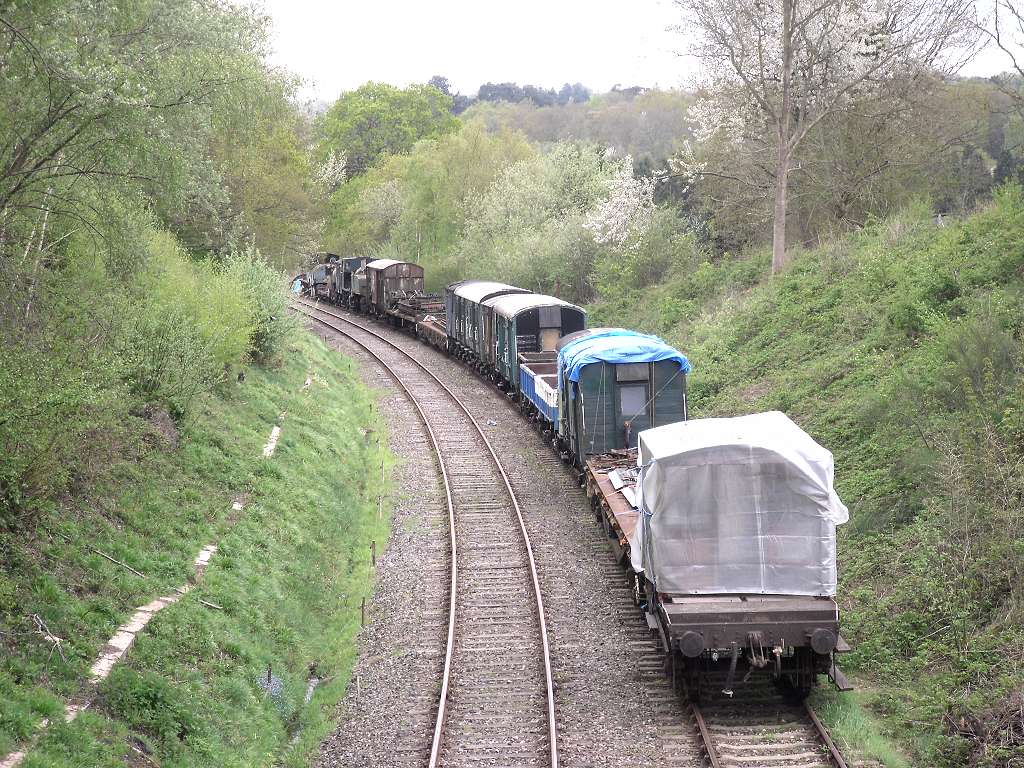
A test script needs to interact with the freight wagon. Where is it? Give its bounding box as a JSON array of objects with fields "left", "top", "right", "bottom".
[
  {"left": 519, "top": 327, "right": 691, "bottom": 462},
  {"left": 584, "top": 411, "right": 852, "bottom": 699}
]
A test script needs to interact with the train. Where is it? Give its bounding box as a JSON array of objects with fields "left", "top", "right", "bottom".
[{"left": 293, "top": 255, "right": 852, "bottom": 699}]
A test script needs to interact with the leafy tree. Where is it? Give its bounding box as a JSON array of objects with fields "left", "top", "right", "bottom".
[
  {"left": 211, "top": 88, "right": 321, "bottom": 270},
  {"left": 523, "top": 85, "right": 557, "bottom": 107},
  {"left": 673, "top": 0, "right": 979, "bottom": 272},
  {"left": 558, "top": 82, "right": 592, "bottom": 105},
  {"left": 0, "top": 0, "right": 274, "bottom": 249},
  {"left": 427, "top": 75, "right": 452, "bottom": 95},
  {"left": 452, "top": 93, "right": 475, "bottom": 114},
  {"left": 478, "top": 82, "right": 526, "bottom": 103},
  {"left": 323, "top": 120, "right": 534, "bottom": 282},
  {"left": 456, "top": 142, "right": 631, "bottom": 300},
  {"left": 0, "top": 0, "right": 302, "bottom": 519},
  {"left": 464, "top": 89, "right": 692, "bottom": 171},
  {"left": 318, "top": 82, "right": 458, "bottom": 175}
]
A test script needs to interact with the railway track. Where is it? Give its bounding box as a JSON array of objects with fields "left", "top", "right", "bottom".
[
  {"left": 292, "top": 298, "right": 558, "bottom": 768},
  {"left": 691, "top": 679, "right": 849, "bottom": 768}
]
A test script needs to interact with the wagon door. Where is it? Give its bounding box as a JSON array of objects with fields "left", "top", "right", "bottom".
[
  {"left": 615, "top": 363, "right": 652, "bottom": 448},
  {"left": 537, "top": 305, "right": 562, "bottom": 352}
]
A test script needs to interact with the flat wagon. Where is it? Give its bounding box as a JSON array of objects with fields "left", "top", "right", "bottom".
[{"left": 584, "top": 412, "right": 852, "bottom": 698}]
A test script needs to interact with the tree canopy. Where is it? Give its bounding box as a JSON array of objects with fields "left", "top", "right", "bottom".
[{"left": 318, "top": 82, "right": 458, "bottom": 176}]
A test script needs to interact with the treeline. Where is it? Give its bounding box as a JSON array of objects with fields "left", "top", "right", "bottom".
[
  {"left": 427, "top": 76, "right": 593, "bottom": 114},
  {"left": 0, "top": 1, "right": 322, "bottom": 524},
  {"left": 315, "top": 74, "right": 1021, "bottom": 305}
]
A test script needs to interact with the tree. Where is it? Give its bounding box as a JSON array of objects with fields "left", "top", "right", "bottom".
[
  {"left": 557, "top": 83, "right": 592, "bottom": 105},
  {"left": 976, "top": 0, "right": 1024, "bottom": 118},
  {"left": 0, "top": 0, "right": 273, "bottom": 241},
  {"left": 318, "top": 82, "right": 457, "bottom": 175},
  {"left": 674, "top": 0, "right": 979, "bottom": 272},
  {"left": 428, "top": 75, "right": 452, "bottom": 95},
  {"left": 478, "top": 82, "right": 526, "bottom": 103}
]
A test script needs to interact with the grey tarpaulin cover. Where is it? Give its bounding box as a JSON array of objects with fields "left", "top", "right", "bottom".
[{"left": 629, "top": 411, "right": 848, "bottom": 597}]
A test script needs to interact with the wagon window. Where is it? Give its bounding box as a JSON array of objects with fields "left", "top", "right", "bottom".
[
  {"left": 615, "top": 363, "right": 649, "bottom": 382},
  {"left": 619, "top": 384, "right": 648, "bottom": 419}
]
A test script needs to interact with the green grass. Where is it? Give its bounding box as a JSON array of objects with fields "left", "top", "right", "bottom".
[
  {"left": 593, "top": 188, "right": 1024, "bottom": 766},
  {"left": 1, "top": 331, "right": 390, "bottom": 766},
  {"left": 811, "top": 687, "right": 912, "bottom": 768}
]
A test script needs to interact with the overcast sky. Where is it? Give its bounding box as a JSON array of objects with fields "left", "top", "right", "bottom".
[{"left": 259, "top": 0, "right": 1020, "bottom": 104}]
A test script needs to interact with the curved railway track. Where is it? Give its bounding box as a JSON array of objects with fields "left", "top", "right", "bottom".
[{"left": 292, "top": 298, "right": 558, "bottom": 768}]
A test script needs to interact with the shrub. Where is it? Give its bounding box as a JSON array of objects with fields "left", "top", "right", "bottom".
[
  {"left": 222, "top": 246, "right": 296, "bottom": 363},
  {"left": 120, "top": 232, "right": 252, "bottom": 415}
]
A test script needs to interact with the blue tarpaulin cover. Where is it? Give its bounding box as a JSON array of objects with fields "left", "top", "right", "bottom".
[{"left": 557, "top": 328, "right": 691, "bottom": 398}]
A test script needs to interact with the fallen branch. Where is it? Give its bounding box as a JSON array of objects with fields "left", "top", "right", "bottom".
[
  {"left": 198, "top": 599, "right": 222, "bottom": 610},
  {"left": 91, "top": 548, "right": 146, "bottom": 579},
  {"left": 31, "top": 613, "right": 66, "bottom": 663},
  {"left": 45, "top": 527, "right": 146, "bottom": 579}
]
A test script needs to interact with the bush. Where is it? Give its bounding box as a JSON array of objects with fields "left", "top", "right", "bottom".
[
  {"left": 222, "top": 247, "right": 295, "bottom": 363},
  {"left": 101, "top": 666, "right": 208, "bottom": 756},
  {"left": 120, "top": 232, "right": 252, "bottom": 415}
]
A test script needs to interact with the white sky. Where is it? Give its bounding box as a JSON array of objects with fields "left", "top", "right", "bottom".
[{"left": 258, "top": 0, "right": 1021, "bottom": 104}]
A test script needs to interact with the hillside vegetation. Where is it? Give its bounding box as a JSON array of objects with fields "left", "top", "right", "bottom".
[
  {"left": 1, "top": 332, "right": 389, "bottom": 766},
  {"left": 592, "top": 189, "right": 1024, "bottom": 767}
]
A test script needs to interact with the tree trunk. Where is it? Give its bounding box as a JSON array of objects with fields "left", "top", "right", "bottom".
[
  {"left": 772, "top": 148, "right": 790, "bottom": 274},
  {"left": 772, "top": 0, "right": 795, "bottom": 275}
]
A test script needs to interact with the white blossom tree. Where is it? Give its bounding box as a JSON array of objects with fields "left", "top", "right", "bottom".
[
  {"left": 584, "top": 155, "right": 656, "bottom": 247},
  {"left": 673, "top": 0, "right": 979, "bottom": 272}
]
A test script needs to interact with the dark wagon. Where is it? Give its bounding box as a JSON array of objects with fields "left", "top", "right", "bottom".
[
  {"left": 557, "top": 328, "right": 690, "bottom": 458},
  {"left": 362, "top": 259, "right": 425, "bottom": 317},
  {"left": 445, "top": 280, "right": 530, "bottom": 367},
  {"left": 490, "top": 293, "right": 586, "bottom": 389},
  {"left": 335, "top": 256, "right": 370, "bottom": 307},
  {"left": 309, "top": 263, "right": 330, "bottom": 300}
]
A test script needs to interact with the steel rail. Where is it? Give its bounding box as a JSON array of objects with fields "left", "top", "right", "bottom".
[
  {"left": 691, "top": 702, "right": 722, "bottom": 768},
  {"left": 693, "top": 697, "right": 850, "bottom": 768},
  {"left": 805, "top": 701, "right": 850, "bottom": 768},
  {"left": 292, "top": 299, "right": 559, "bottom": 768}
]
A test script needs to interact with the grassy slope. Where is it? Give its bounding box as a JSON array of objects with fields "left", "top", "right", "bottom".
[
  {"left": 1, "top": 331, "right": 389, "bottom": 767},
  {"left": 591, "top": 190, "right": 1024, "bottom": 766}
]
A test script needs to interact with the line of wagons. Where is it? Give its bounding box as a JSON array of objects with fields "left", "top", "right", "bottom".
[{"left": 294, "top": 254, "right": 852, "bottom": 699}]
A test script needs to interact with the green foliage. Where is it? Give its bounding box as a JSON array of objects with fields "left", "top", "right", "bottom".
[
  {"left": 221, "top": 248, "right": 295, "bottom": 363},
  {"left": 317, "top": 82, "right": 458, "bottom": 176},
  {"left": 452, "top": 142, "right": 620, "bottom": 300},
  {"left": 101, "top": 667, "right": 206, "bottom": 755},
  {"left": 0, "top": 0, "right": 312, "bottom": 522},
  {"left": 464, "top": 89, "right": 693, "bottom": 171},
  {"left": 0, "top": 0, "right": 308, "bottom": 254},
  {"left": 3, "top": 333, "right": 391, "bottom": 766},
  {"left": 323, "top": 120, "right": 535, "bottom": 281},
  {"left": 121, "top": 232, "right": 253, "bottom": 415}
]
